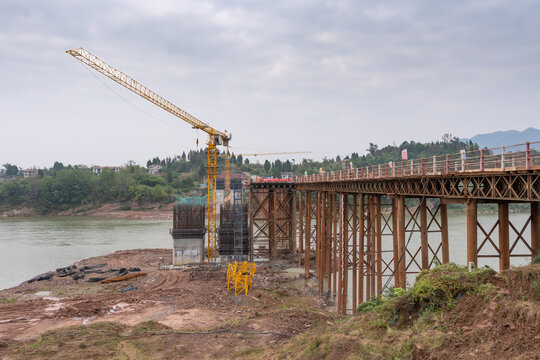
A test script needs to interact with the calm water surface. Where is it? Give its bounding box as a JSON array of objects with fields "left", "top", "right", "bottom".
[
  {"left": 0, "top": 217, "right": 171, "bottom": 290},
  {"left": 0, "top": 212, "right": 533, "bottom": 292}
]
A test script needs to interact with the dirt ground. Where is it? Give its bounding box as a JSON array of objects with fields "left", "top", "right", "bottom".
[
  {"left": 1, "top": 250, "right": 539, "bottom": 359},
  {"left": 0, "top": 249, "right": 330, "bottom": 359}
]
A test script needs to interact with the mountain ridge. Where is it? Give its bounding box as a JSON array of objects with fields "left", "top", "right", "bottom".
[{"left": 461, "top": 127, "right": 539, "bottom": 149}]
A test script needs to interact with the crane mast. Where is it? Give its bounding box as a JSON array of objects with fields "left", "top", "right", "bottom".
[{"left": 67, "top": 47, "right": 230, "bottom": 262}]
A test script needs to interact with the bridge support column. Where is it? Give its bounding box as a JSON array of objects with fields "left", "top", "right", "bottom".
[
  {"left": 326, "top": 193, "right": 333, "bottom": 294},
  {"left": 268, "top": 189, "right": 277, "bottom": 260},
  {"left": 365, "top": 196, "right": 372, "bottom": 298},
  {"left": 392, "top": 198, "right": 399, "bottom": 288},
  {"left": 337, "top": 193, "right": 343, "bottom": 314},
  {"left": 316, "top": 192, "right": 322, "bottom": 293},
  {"left": 298, "top": 191, "right": 303, "bottom": 266},
  {"left": 358, "top": 194, "right": 365, "bottom": 304},
  {"left": 369, "top": 195, "right": 377, "bottom": 298},
  {"left": 291, "top": 190, "right": 297, "bottom": 253},
  {"left": 304, "top": 191, "right": 311, "bottom": 279},
  {"left": 249, "top": 188, "right": 254, "bottom": 261},
  {"left": 333, "top": 193, "right": 338, "bottom": 296},
  {"left": 376, "top": 195, "right": 382, "bottom": 294},
  {"left": 440, "top": 203, "right": 449, "bottom": 264},
  {"left": 498, "top": 203, "right": 510, "bottom": 271},
  {"left": 532, "top": 202, "right": 540, "bottom": 259},
  {"left": 397, "top": 196, "right": 406, "bottom": 288},
  {"left": 316, "top": 192, "right": 320, "bottom": 284},
  {"left": 467, "top": 199, "right": 478, "bottom": 268},
  {"left": 352, "top": 194, "right": 358, "bottom": 312},
  {"left": 420, "top": 199, "right": 429, "bottom": 269},
  {"left": 341, "top": 194, "right": 349, "bottom": 314}
]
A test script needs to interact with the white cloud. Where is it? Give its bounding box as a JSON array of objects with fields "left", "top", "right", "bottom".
[{"left": 0, "top": 0, "right": 539, "bottom": 168}]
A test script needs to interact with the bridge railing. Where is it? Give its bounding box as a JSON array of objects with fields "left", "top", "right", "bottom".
[{"left": 295, "top": 141, "right": 540, "bottom": 183}]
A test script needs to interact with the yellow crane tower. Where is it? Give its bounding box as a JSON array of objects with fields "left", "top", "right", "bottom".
[
  {"left": 66, "top": 47, "right": 230, "bottom": 262},
  {"left": 220, "top": 151, "right": 312, "bottom": 192}
]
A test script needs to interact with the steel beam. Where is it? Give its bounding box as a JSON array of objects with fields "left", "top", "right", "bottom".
[
  {"left": 397, "top": 196, "right": 406, "bottom": 288},
  {"left": 467, "top": 199, "right": 478, "bottom": 268},
  {"left": 304, "top": 191, "right": 311, "bottom": 278},
  {"left": 420, "top": 199, "right": 429, "bottom": 269},
  {"left": 532, "top": 202, "right": 540, "bottom": 259},
  {"left": 352, "top": 194, "right": 358, "bottom": 312},
  {"left": 298, "top": 191, "right": 303, "bottom": 266},
  {"left": 358, "top": 194, "right": 365, "bottom": 304},
  {"left": 498, "top": 203, "right": 510, "bottom": 271},
  {"left": 376, "top": 195, "right": 382, "bottom": 294},
  {"left": 440, "top": 203, "right": 449, "bottom": 264}
]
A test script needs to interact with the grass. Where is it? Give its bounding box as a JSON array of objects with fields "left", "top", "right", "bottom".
[
  {"left": 231, "top": 346, "right": 265, "bottom": 359},
  {"left": 274, "top": 263, "right": 503, "bottom": 360}
]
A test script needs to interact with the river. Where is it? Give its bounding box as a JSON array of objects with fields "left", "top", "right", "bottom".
[
  {"left": 0, "top": 212, "right": 534, "bottom": 291},
  {"left": 0, "top": 217, "right": 171, "bottom": 290}
]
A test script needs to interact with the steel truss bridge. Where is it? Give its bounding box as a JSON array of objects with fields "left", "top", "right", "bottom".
[{"left": 249, "top": 141, "right": 540, "bottom": 314}]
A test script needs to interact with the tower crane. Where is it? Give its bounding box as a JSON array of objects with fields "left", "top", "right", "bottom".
[
  {"left": 219, "top": 151, "right": 311, "bottom": 192},
  {"left": 66, "top": 47, "right": 230, "bottom": 262}
]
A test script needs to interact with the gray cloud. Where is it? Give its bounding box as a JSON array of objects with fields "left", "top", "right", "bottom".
[{"left": 1, "top": 0, "right": 539, "bottom": 168}]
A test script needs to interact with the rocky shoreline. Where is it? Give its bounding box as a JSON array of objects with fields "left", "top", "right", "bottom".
[{"left": 0, "top": 202, "right": 173, "bottom": 221}]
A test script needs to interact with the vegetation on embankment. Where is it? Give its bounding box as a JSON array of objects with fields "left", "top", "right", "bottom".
[{"left": 276, "top": 261, "right": 540, "bottom": 359}]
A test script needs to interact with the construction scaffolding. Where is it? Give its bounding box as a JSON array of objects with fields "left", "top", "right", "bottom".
[
  {"left": 171, "top": 202, "right": 206, "bottom": 265},
  {"left": 219, "top": 184, "right": 249, "bottom": 259}
]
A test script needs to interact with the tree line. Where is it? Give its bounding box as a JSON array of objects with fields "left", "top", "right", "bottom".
[{"left": 0, "top": 135, "right": 477, "bottom": 213}]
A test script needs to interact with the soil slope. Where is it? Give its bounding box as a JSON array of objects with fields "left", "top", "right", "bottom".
[{"left": 1, "top": 252, "right": 539, "bottom": 359}]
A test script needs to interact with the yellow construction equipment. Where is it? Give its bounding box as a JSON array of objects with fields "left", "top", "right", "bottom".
[
  {"left": 219, "top": 150, "right": 311, "bottom": 193},
  {"left": 66, "top": 47, "right": 230, "bottom": 262},
  {"left": 226, "top": 261, "right": 256, "bottom": 295}
]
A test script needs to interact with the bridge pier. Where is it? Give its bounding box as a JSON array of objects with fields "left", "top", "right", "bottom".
[
  {"left": 397, "top": 196, "right": 406, "bottom": 289},
  {"left": 304, "top": 190, "right": 311, "bottom": 278},
  {"left": 532, "top": 202, "right": 540, "bottom": 259},
  {"left": 467, "top": 199, "right": 478, "bottom": 268},
  {"left": 358, "top": 194, "right": 365, "bottom": 306},
  {"left": 298, "top": 191, "right": 303, "bottom": 266},
  {"left": 249, "top": 182, "right": 296, "bottom": 260},
  {"left": 498, "top": 203, "right": 510, "bottom": 271},
  {"left": 250, "top": 159, "right": 539, "bottom": 315},
  {"left": 440, "top": 203, "right": 450, "bottom": 264}
]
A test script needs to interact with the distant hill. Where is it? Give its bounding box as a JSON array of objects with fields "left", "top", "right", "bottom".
[{"left": 461, "top": 127, "right": 540, "bottom": 149}]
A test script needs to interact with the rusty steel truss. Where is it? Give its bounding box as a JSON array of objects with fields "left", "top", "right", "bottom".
[
  {"left": 249, "top": 182, "right": 296, "bottom": 260},
  {"left": 249, "top": 143, "right": 539, "bottom": 315},
  {"left": 297, "top": 171, "right": 540, "bottom": 202}
]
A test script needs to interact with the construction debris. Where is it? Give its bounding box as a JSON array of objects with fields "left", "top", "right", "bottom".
[
  {"left": 100, "top": 272, "right": 147, "bottom": 284},
  {"left": 226, "top": 261, "right": 256, "bottom": 295}
]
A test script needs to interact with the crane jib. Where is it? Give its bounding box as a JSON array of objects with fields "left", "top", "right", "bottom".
[
  {"left": 66, "top": 48, "right": 230, "bottom": 142},
  {"left": 66, "top": 47, "right": 228, "bottom": 262}
]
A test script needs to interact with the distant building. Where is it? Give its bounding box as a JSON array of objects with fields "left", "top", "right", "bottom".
[
  {"left": 148, "top": 164, "right": 162, "bottom": 175},
  {"left": 92, "top": 166, "right": 120, "bottom": 175},
  {"left": 280, "top": 172, "right": 294, "bottom": 179},
  {"left": 341, "top": 156, "right": 351, "bottom": 170},
  {"left": 23, "top": 168, "right": 39, "bottom": 178}
]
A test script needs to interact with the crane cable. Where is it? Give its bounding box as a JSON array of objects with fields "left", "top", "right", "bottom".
[{"left": 75, "top": 59, "right": 184, "bottom": 129}]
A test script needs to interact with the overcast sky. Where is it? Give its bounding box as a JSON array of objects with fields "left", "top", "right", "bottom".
[{"left": 1, "top": 0, "right": 539, "bottom": 169}]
